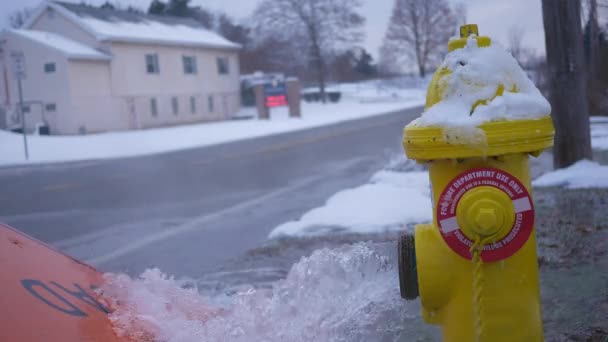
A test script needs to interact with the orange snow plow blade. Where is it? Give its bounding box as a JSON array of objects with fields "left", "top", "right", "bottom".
[{"left": 0, "top": 223, "right": 123, "bottom": 342}]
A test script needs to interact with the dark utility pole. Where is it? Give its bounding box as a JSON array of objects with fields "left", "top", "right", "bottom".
[
  {"left": 587, "top": 0, "right": 600, "bottom": 115},
  {"left": 541, "top": 0, "right": 592, "bottom": 168}
]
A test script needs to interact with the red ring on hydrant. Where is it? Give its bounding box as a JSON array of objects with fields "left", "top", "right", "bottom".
[{"left": 436, "top": 168, "right": 535, "bottom": 262}]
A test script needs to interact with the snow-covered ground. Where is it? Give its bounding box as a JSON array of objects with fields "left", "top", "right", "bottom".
[
  {"left": 529, "top": 116, "right": 608, "bottom": 189},
  {"left": 532, "top": 159, "right": 608, "bottom": 189},
  {"left": 270, "top": 158, "right": 431, "bottom": 238},
  {"left": 0, "top": 83, "right": 425, "bottom": 167}
]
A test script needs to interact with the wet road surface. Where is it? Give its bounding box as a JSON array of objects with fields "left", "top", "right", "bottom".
[{"left": 0, "top": 107, "right": 421, "bottom": 277}]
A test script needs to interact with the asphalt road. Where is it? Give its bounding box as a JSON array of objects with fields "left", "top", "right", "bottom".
[{"left": 0, "top": 107, "right": 422, "bottom": 278}]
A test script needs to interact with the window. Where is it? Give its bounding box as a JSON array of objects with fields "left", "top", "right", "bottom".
[
  {"left": 145, "top": 54, "right": 159, "bottom": 74},
  {"left": 150, "top": 98, "right": 158, "bottom": 117},
  {"left": 44, "top": 63, "right": 56, "bottom": 73},
  {"left": 21, "top": 105, "right": 30, "bottom": 113},
  {"left": 216, "top": 57, "right": 229, "bottom": 75},
  {"left": 45, "top": 103, "right": 56, "bottom": 112},
  {"left": 182, "top": 55, "right": 197, "bottom": 75},
  {"left": 208, "top": 95, "right": 214, "bottom": 113},
  {"left": 171, "top": 97, "right": 179, "bottom": 115},
  {"left": 190, "top": 96, "right": 196, "bottom": 114}
]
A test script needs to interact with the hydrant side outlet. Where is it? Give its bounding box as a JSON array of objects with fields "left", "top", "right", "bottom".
[{"left": 398, "top": 234, "right": 418, "bottom": 300}]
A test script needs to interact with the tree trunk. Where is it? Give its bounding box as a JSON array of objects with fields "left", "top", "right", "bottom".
[
  {"left": 312, "top": 44, "right": 327, "bottom": 104},
  {"left": 418, "top": 64, "right": 426, "bottom": 78},
  {"left": 542, "top": 0, "right": 592, "bottom": 168},
  {"left": 317, "top": 56, "right": 327, "bottom": 104},
  {"left": 308, "top": 26, "right": 327, "bottom": 104}
]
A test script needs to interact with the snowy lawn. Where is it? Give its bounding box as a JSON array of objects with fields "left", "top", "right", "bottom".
[
  {"left": 269, "top": 161, "right": 431, "bottom": 238},
  {"left": 0, "top": 90, "right": 424, "bottom": 166},
  {"left": 532, "top": 160, "right": 608, "bottom": 189}
]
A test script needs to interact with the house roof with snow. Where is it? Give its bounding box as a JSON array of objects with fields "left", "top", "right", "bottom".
[
  {"left": 7, "top": 29, "right": 111, "bottom": 61},
  {"left": 25, "top": 1, "right": 241, "bottom": 50}
]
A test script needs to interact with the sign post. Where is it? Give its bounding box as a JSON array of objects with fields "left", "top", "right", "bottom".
[
  {"left": 11, "top": 51, "right": 29, "bottom": 161},
  {"left": 253, "top": 76, "right": 301, "bottom": 120},
  {"left": 286, "top": 78, "right": 301, "bottom": 118}
]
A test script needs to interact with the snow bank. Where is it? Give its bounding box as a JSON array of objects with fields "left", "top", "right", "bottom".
[
  {"left": 269, "top": 169, "right": 431, "bottom": 238},
  {"left": 532, "top": 160, "right": 608, "bottom": 189},
  {"left": 102, "top": 244, "right": 424, "bottom": 342},
  {"left": 411, "top": 37, "right": 550, "bottom": 129},
  {"left": 0, "top": 94, "right": 424, "bottom": 166}
]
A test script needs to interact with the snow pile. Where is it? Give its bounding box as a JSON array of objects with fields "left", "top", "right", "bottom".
[
  {"left": 102, "top": 244, "right": 424, "bottom": 342},
  {"left": 532, "top": 160, "right": 608, "bottom": 189},
  {"left": 411, "top": 37, "right": 550, "bottom": 129},
  {"left": 591, "top": 116, "right": 608, "bottom": 150},
  {"left": 269, "top": 169, "right": 431, "bottom": 238}
]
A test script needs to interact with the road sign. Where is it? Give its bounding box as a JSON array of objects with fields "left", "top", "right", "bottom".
[
  {"left": 10, "top": 51, "right": 26, "bottom": 80},
  {"left": 0, "top": 223, "right": 119, "bottom": 341},
  {"left": 263, "top": 81, "right": 288, "bottom": 108}
]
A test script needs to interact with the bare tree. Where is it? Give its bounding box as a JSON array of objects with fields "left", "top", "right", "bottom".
[
  {"left": 381, "top": 0, "right": 456, "bottom": 77},
  {"left": 252, "top": 0, "right": 365, "bottom": 102},
  {"left": 542, "top": 0, "right": 592, "bottom": 168},
  {"left": 508, "top": 26, "right": 526, "bottom": 65},
  {"left": 377, "top": 43, "right": 402, "bottom": 76},
  {"left": 8, "top": 8, "right": 33, "bottom": 28}
]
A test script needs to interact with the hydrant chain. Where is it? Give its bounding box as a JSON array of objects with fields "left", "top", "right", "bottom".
[{"left": 470, "top": 236, "right": 490, "bottom": 342}]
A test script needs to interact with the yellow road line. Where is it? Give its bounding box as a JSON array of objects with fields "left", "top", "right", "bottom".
[{"left": 41, "top": 183, "right": 80, "bottom": 192}]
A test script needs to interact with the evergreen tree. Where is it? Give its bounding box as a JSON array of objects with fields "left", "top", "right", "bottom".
[
  {"left": 353, "top": 49, "right": 376, "bottom": 77},
  {"left": 148, "top": 0, "right": 166, "bottom": 15},
  {"left": 217, "top": 14, "right": 250, "bottom": 46},
  {"left": 126, "top": 5, "right": 143, "bottom": 13},
  {"left": 165, "top": 0, "right": 193, "bottom": 17},
  {"left": 190, "top": 7, "right": 214, "bottom": 29},
  {"left": 100, "top": 1, "right": 115, "bottom": 10}
]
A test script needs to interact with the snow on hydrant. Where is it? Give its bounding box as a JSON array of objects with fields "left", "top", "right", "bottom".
[{"left": 397, "top": 24, "right": 554, "bottom": 342}]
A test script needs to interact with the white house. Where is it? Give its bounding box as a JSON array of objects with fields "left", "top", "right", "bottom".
[{"left": 0, "top": 1, "right": 241, "bottom": 135}]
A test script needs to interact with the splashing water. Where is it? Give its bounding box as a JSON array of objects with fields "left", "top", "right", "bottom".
[{"left": 101, "top": 243, "right": 434, "bottom": 342}]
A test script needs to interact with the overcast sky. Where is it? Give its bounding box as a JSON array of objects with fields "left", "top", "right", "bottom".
[{"left": 0, "top": 0, "right": 546, "bottom": 59}]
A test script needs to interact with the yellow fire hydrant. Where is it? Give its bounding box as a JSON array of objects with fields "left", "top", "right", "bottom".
[{"left": 398, "top": 25, "right": 554, "bottom": 341}]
